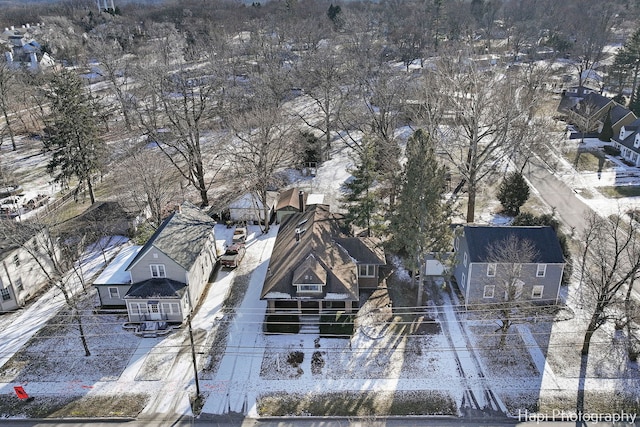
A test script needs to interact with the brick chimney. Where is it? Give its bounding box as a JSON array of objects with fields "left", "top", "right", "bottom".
[{"left": 298, "top": 190, "right": 305, "bottom": 213}]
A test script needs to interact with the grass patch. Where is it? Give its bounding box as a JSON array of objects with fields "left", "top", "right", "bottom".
[
  {"left": 0, "top": 393, "right": 148, "bottom": 418},
  {"left": 257, "top": 390, "right": 456, "bottom": 416},
  {"left": 564, "top": 149, "right": 608, "bottom": 172},
  {"left": 599, "top": 186, "right": 640, "bottom": 198}
]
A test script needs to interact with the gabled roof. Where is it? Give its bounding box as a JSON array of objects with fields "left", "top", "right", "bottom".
[
  {"left": 613, "top": 118, "right": 640, "bottom": 151},
  {"left": 570, "top": 92, "right": 612, "bottom": 116},
  {"left": 292, "top": 254, "right": 327, "bottom": 284},
  {"left": 610, "top": 104, "right": 636, "bottom": 125},
  {"left": 463, "top": 225, "right": 564, "bottom": 264},
  {"left": 276, "top": 187, "right": 307, "bottom": 211},
  {"left": 124, "top": 278, "right": 187, "bottom": 299},
  {"left": 335, "top": 237, "right": 385, "bottom": 265},
  {"left": 93, "top": 245, "right": 141, "bottom": 285},
  {"left": 126, "top": 202, "right": 215, "bottom": 272},
  {"left": 262, "top": 204, "right": 379, "bottom": 300}
]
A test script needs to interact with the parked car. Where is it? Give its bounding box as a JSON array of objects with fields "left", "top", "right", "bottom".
[
  {"left": 232, "top": 226, "right": 247, "bottom": 245},
  {"left": 220, "top": 243, "right": 246, "bottom": 268}
]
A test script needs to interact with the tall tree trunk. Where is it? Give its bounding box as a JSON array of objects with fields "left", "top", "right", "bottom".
[
  {"left": 581, "top": 313, "right": 599, "bottom": 355},
  {"left": 2, "top": 108, "right": 15, "bottom": 150},
  {"left": 466, "top": 181, "right": 476, "bottom": 223},
  {"left": 87, "top": 176, "right": 96, "bottom": 205},
  {"left": 74, "top": 308, "right": 91, "bottom": 357}
]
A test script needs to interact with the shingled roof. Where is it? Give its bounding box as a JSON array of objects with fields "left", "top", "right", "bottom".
[
  {"left": 261, "top": 204, "right": 374, "bottom": 301},
  {"left": 124, "top": 278, "right": 187, "bottom": 299},
  {"left": 126, "top": 202, "right": 215, "bottom": 272},
  {"left": 463, "top": 225, "right": 564, "bottom": 264}
]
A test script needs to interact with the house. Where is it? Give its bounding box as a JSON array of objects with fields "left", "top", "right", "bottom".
[
  {"left": 612, "top": 118, "right": 640, "bottom": 166},
  {"left": 1, "top": 27, "right": 55, "bottom": 71},
  {"left": 260, "top": 204, "right": 385, "bottom": 327},
  {"left": 0, "top": 224, "right": 58, "bottom": 312},
  {"left": 227, "top": 191, "right": 278, "bottom": 224},
  {"left": 93, "top": 202, "right": 218, "bottom": 323},
  {"left": 452, "top": 225, "right": 565, "bottom": 308},
  {"left": 558, "top": 87, "right": 636, "bottom": 135},
  {"left": 93, "top": 244, "right": 141, "bottom": 308}
]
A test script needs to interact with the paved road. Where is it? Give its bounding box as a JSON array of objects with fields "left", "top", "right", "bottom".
[{"left": 526, "top": 153, "right": 593, "bottom": 237}]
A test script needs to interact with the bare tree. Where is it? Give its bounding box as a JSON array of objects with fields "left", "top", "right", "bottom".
[
  {"left": 134, "top": 61, "right": 223, "bottom": 207},
  {"left": 0, "top": 219, "right": 92, "bottom": 356},
  {"left": 426, "top": 51, "right": 531, "bottom": 222},
  {"left": 111, "top": 144, "right": 182, "bottom": 229},
  {"left": 0, "top": 61, "right": 18, "bottom": 150},
  {"left": 226, "top": 100, "right": 297, "bottom": 233},
  {"left": 483, "top": 234, "right": 540, "bottom": 348},
  {"left": 578, "top": 211, "right": 640, "bottom": 357}
]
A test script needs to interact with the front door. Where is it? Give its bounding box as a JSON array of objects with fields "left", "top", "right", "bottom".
[
  {"left": 300, "top": 300, "right": 319, "bottom": 315},
  {"left": 148, "top": 302, "right": 161, "bottom": 320}
]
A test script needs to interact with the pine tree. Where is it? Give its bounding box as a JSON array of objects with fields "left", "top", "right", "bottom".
[
  {"left": 497, "top": 171, "right": 530, "bottom": 216},
  {"left": 43, "top": 70, "right": 105, "bottom": 205},
  {"left": 341, "top": 141, "right": 382, "bottom": 237},
  {"left": 630, "top": 86, "right": 640, "bottom": 117},
  {"left": 389, "top": 129, "right": 451, "bottom": 278},
  {"left": 599, "top": 107, "right": 613, "bottom": 142}
]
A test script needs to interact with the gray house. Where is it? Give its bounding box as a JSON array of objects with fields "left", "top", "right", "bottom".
[
  {"left": 93, "top": 202, "right": 218, "bottom": 324},
  {"left": 452, "top": 225, "right": 565, "bottom": 308}
]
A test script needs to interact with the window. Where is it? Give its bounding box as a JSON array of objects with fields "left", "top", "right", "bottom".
[
  {"left": 536, "top": 264, "right": 547, "bottom": 278},
  {"left": 149, "top": 303, "right": 159, "bottom": 313},
  {"left": 150, "top": 264, "right": 166, "bottom": 278},
  {"left": 1, "top": 288, "right": 10, "bottom": 301},
  {"left": 153, "top": 253, "right": 158, "bottom": 259},
  {"left": 13, "top": 254, "right": 20, "bottom": 267},
  {"left": 108, "top": 287, "right": 119, "bottom": 299},
  {"left": 483, "top": 285, "right": 495, "bottom": 298},
  {"left": 532, "top": 285, "right": 544, "bottom": 299},
  {"left": 15, "top": 278, "right": 23, "bottom": 292},
  {"left": 463, "top": 252, "right": 468, "bottom": 267},
  {"left": 130, "top": 303, "right": 140, "bottom": 314},
  {"left": 299, "top": 284, "right": 321, "bottom": 292},
  {"left": 454, "top": 237, "right": 459, "bottom": 251},
  {"left": 487, "top": 263, "right": 496, "bottom": 277},
  {"left": 162, "top": 303, "right": 180, "bottom": 315},
  {"left": 358, "top": 264, "right": 375, "bottom": 277},
  {"left": 461, "top": 273, "right": 466, "bottom": 289}
]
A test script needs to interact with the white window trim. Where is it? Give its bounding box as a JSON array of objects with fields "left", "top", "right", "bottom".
[
  {"left": 463, "top": 252, "right": 468, "bottom": 267},
  {"left": 532, "top": 285, "right": 544, "bottom": 299},
  {"left": 108, "top": 287, "right": 119, "bottom": 299},
  {"left": 150, "top": 264, "right": 166, "bottom": 278},
  {"left": 536, "top": 264, "right": 547, "bottom": 278},
  {"left": 358, "top": 264, "right": 375, "bottom": 278},
  {"left": 298, "top": 284, "right": 321, "bottom": 292},
  {"left": 487, "top": 263, "right": 496, "bottom": 277},
  {"left": 483, "top": 285, "right": 495, "bottom": 298}
]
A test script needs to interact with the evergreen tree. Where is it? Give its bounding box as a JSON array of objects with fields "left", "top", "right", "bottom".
[
  {"left": 497, "top": 171, "right": 530, "bottom": 216},
  {"left": 613, "top": 28, "right": 640, "bottom": 105},
  {"left": 341, "top": 141, "right": 382, "bottom": 237},
  {"left": 599, "top": 107, "right": 613, "bottom": 142},
  {"left": 43, "top": 70, "right": 105, "bottom": 205},
  {"left": 388, "top": 129, "right": 451, "bottom": 278},
  {"left": 630, "top": 86, "right": 640, "bottom": 117}
]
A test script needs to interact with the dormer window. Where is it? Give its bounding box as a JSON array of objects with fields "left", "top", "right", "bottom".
[{"left": 298, "top": 284, "right": 321, "bottom": 292}]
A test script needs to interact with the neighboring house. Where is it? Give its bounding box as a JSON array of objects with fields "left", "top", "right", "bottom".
[
  {"left": 94, "top": 202, "right": 218, "bottom": 324},
  {"left": 612, "top": 118, "right": 640, "bottom": 166},
  {"left": 0, "top": 225, "right": 57, "bottom": 312},
  {"left": 227, "top": 191, "right": 278, "bottom": 224},
  {"left": 558, "top": 87, "right": 636, "bottom": 135},
  {"left": 452, "top": 225, "right": 565, "bottom": 308},
  {"left": 2, "top": 27, "right": 55, "bottom": 71},
  {"left": 261, "top": 204, "right": 385, "bottom": 326}
]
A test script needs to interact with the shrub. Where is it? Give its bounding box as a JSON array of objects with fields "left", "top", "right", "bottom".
[
  {"left": 265, "top": 315, "right": 300, "bottom": 334},
  {"left": 603, "top": 145, "right": 621, "bottom": 156},
  {"left": 320, "top": 312, "right": 354, "bottom": 337},
  {"left": 287, "top": 351, "right": 304, "bottom": 367}
]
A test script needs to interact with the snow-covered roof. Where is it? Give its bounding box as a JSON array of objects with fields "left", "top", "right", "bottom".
[
  {"left": 306, "top": 193, "right": 325, "bottom": 205},
  {"left": 93, "top": 245, "right": 141, "bottom": 285}
]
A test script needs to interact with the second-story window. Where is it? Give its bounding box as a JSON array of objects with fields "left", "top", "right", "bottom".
[
  {"left": 150, "top": 264, "right": 166, "bottom": 278},
  {"left": 487, "top": 263, "right": 496, "bottom": 277},
  {"left": 358, "top": 265, "right": 375, "bottom": 277}
]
